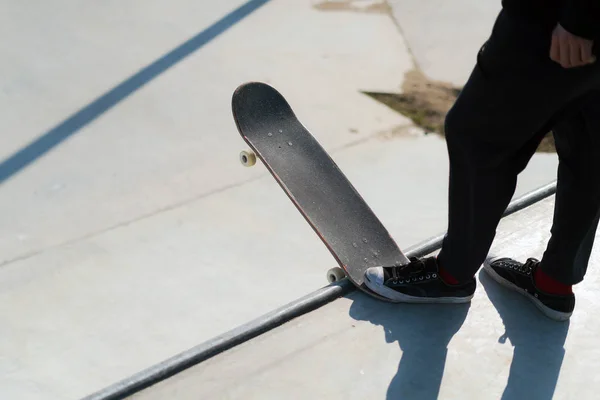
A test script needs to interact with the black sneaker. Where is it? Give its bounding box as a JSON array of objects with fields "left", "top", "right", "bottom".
[
  {"left": 483, "top": 256, "right": 575, "bottom": 321},
  {"left": 363, "top": 256, "right": 476, "bottom": 303}
]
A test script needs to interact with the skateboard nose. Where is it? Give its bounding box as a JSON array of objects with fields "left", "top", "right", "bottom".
[{"left": 364, "top": 267, "right": 384, "bottom": 286}]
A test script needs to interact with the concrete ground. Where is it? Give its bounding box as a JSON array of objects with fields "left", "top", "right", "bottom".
[
  {"left": 134, "top": 196, "right": 600, "bottom": 400},
  {"left": 388, "top": 0, "right": 502, "bottom": 85},
  {"left": 0, "top": 0, "right": 558, "bottom": 399}
]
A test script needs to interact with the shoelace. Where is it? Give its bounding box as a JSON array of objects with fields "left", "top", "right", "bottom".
[
  {"left": 384, "top": 258, "right": 437, "bottom": 284},
  {"left": 495, "top": 258, "right": 537, "bottom": 276}
]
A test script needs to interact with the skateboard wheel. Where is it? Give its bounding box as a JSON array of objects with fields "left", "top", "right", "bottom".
[
  {"left": 239, "top": 150, "right": 256, "bottom": 167},
  {"left": 326, "top": 267, "right": 346, "bottom": 283}
]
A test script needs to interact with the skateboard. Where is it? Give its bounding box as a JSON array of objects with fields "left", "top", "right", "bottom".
[{"left": 232, "top": 81, "right": 410, "bottom": 301}]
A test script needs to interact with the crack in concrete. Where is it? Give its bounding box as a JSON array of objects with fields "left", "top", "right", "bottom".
[
  {"left": 0, "top": 128, "right": 409, "bottom": 268},
  {"left": 312, "top": 0, "right": 390, "bottom": 14},
  {"left": 0, "top": 176, "right": 266, "bottom": 268}
]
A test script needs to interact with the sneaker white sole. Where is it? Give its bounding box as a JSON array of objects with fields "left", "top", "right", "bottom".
[
  {"left": 482, "top": 264, "right": 572, "bottom": 322},
  {"left": 363, "top": 274, "right": 473, "bottom": 304}
]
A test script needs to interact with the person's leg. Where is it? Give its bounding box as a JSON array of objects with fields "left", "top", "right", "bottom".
[
  {"left": 482, "top": 94, "right": 600, "bottom": 321},
  {"left": 437, "top": 12, "right": 600, "bottom": 283},
  {"left": 364, "top": 10, "right": 600, "bottom": 303},
  {"left": 540, "top": 92, "right": 600, "bottom": 285},
  {"left": 436, "top": 100, "right": 546, "bottom": 284}
]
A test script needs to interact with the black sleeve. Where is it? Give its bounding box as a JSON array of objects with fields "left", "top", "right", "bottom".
[{"left": 560, "top": 0, "right": 600, "bottom": 39}]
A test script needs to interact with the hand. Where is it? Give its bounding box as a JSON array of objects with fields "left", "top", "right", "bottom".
[{"left": 550, "top": 23, "right": 596, "bottom": 68}]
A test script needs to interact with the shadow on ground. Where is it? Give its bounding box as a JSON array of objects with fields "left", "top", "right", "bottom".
[
  {"left": 347, "top": 269, "right": 569, "bottom": 400},
  {"left": 348, "top": 294, "right": 470, "bottom": 400},
  {"left": 479, "top": 270, "right": 569, "bottom": 400},
  {"left": 0, "top": 0, "right": 271, "bottom": 185}
]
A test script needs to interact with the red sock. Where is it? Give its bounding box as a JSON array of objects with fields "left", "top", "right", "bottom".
[
  {"left": 438, "top": 265, "right": 460, "bottom": 285},
  {"left": 534, "top": 267, "right": 572, "bottom": 295}
]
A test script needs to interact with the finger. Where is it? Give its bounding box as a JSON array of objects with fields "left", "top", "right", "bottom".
[
  {"left": 581, "top": 42, "right": 596, "bottom": 64},
  {"left": 560, "top": 37, "right": 571, "bottom": 68},
  {"left": 550, "top": 36, "right": 561, "bottom": 64},
  {"left": 570, "top": 42, "right": 582, "bottom": 67}
]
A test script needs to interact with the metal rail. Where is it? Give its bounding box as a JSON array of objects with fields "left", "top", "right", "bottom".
[{"left": 82, "top": 180, "right": 557, "bottom": 400}]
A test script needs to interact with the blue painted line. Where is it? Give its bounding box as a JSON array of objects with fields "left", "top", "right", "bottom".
[{"left": 0, "top": 0, "right": 272, "bottom": 185}]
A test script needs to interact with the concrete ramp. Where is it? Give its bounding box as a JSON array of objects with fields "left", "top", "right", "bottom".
[{"left": 131, "top": 195, "right": 600, "bottom": 399}]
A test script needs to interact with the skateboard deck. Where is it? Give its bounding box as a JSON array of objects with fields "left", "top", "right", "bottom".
[{"left": 232, "top": 82, "right": 410, "bottom": 300}]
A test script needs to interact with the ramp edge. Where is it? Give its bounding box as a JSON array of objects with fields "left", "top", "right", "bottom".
[{"left": 81, "top": 180, "right": 557, "bottom": 400}]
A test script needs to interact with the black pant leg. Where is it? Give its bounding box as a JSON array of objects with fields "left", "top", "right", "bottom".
[
  {"left": 436, "top": 10, "right": 600, "bottom": 282},
  {"left": 541, "top": 92, "right": 600, "bottom": 284}
]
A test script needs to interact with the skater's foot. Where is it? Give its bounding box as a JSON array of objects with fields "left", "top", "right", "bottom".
[
  {"left": 483, "top": 256, "right": 575, "bottom": 321},
  {"left": 363, "top": 256, "right": 476, "bottom": 303}
]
